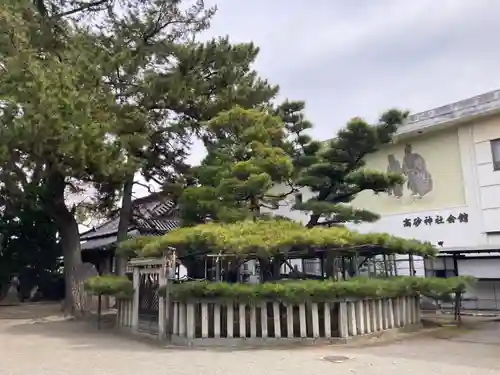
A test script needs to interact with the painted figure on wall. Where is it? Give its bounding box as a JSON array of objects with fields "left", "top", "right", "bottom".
[
  {"left": 386, "top": 154, "right": 403, "bottom": 198},
  {"left": 402, "top": 144, "right": 433, "bottom": 197}
]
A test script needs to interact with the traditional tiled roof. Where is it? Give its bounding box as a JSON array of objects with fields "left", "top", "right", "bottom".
[{"left": 80, "top": 194, "right": 180, "bottom": 251}]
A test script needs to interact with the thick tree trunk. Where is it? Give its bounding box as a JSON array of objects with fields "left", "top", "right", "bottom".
[
  {"left": 183, "top": 258, "right": 207, "bottom": 279},
  {"left": 258, "top": 257, "right": 282, "bottom": 282},
  {"left": 59, "top": 214, "right": 85, "bottom": 315},
  {"left": 45, "top": 172, "right": 85, "bottom": 315},
  {"left": 305, "top": 191, "right": 329, "bottom": 228},
  {"left": 115, "top": 175, "right": 134, "bottom": 276}
]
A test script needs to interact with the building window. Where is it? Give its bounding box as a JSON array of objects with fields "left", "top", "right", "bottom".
[{"left": 491, "top": 138, "right": 500, "bottom": 171}]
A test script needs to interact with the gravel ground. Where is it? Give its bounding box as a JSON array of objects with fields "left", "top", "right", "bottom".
[{"left": 1, "top": 304, "right": 500, "bottom": 375}]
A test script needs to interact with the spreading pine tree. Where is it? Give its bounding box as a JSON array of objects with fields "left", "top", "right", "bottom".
[{"left": 294, "top": 109, "right": 408, "bottom": 227}]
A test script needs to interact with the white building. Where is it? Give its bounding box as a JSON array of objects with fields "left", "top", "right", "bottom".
[{"left": 270, "top": 89, "right": 500, "bottom": 310}]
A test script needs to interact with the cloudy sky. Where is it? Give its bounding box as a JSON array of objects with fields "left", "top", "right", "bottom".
[
  {"left": 196, "top": 0, "right": 500, "bottom": 144},
  {"left": 81, "top": 0, "right": 500, "bottom": 229},
  {"left": 131, "top": 0, "right": 500, "bottom": 200}
]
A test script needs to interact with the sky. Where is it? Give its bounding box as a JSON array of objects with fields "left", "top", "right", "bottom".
[
  {"left": 87, "top": 0, "right": 500, "bottom": 226},
  {"left": 194, "top": 0, "right": 500, "bottom": 150}
]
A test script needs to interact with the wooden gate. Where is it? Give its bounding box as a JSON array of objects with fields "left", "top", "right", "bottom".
[{"left": 138, "top": 271, "right": 159, "bottom": 334}]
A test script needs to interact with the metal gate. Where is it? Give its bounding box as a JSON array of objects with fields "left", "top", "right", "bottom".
[{"left": 138, "top": 271, "right": 159, "bottom": 334}]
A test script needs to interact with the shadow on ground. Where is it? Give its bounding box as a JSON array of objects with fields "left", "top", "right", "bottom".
[
  {"left": 0, "top": 303, "right": 163, "bottom": 353},
  {"left": 0, "top": 302, "right": 63, "bottom": 320}
]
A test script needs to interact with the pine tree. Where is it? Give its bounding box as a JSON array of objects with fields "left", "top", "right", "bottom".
[
  {"left": 179, "top": 106, "right": 293, "bottom": 225},
  {"left": 294, "top": 110, "right": 408, "bottom": 227},
  {"left": 0, "top": 0, "right": 130, "bottom": 312}
]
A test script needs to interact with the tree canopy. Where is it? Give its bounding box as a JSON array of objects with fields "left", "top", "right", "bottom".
[
  {"left": 294, "top": 110, "right": 408, "bottom": 227},
  {"left": 120, "top": 218, "right": 437, "bottom": 259},
  {"left": 179, "top": 106, "right": 294, "bottom": 225}
]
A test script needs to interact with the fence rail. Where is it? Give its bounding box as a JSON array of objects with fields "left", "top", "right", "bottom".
[{"left": 116, "top": 259, "right": 422, "bottom": 346}]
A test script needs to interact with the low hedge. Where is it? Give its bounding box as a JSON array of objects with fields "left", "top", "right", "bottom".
[
  {"left": 84, "top": 275, "right": 134, "bottom": 299},
  {"left": 159, "top": 276, "right": 473, "bottom": 304}
]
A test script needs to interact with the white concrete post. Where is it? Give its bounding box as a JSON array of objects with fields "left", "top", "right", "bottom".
[
  {"left": 261, "top": 302, "right": 268, "bottom": 338},
  {"left": 324, "top": 302, "right": 332, "bottom": 338},
  {"left": 213, "top": 303, "right": 221, "bottom": 338},
  {"left": 347, "top": 302, "right": 357, "bottom": 335},
  {"left": 178, "top": 302, "right": 186, "bottom": 336},
  {"left": 186, "top": 302, "right": 195, "bottom": 339},
  {"left": 387, "top": 298, "right": 395, "bottom": 329},
  {"left": 201, "top": 302, "right": 209, "bottom": 338},
  {"left": 311, "top": 303, "right": 320, "bottom": 338},
  {"left": 382, "top": 299, "right": 390, "bottom": 330},
  {"left": 356, "top": 300, "right": 365, "bottom": 335},
  {"left": 364, "top": 300, "right": 372, "bottom": 333},
  {"left": 227, "top": 303, "right": 234, "bottom": 338},
  {"left": 406, "top": 296, "right": 412, "bottom": 324},
  {"left": 158, "top": 269, "right": 167, "bottom": 340},
  {"left": 415, "top": 295, "right": 421, "bottom": 324},
  {"left": 273, "top": 302, "right": 281, "bottom": 338},
  {"left": 299, "top": 303, "right": 307, "bottom": 338},
  {"left": 172, "top": 302, "right": 179, "bottom": 335},
  {"left": 239, "top": 303, "right": 246, "bottom": 338},
  {"left": 393, "top": 297, "right": 401, "bottom": 328},
  {"left": 250, "top": 305, "right": 257, "bottom": 338},
  {"left": 339, "top": 302, "right": 349, "bottom": 338},
  {"left": 377, "top": 299, "right": 384, "bottom": 331},
  {"left": 131, "top": 267, "right": 140, "bottom": 331},
  {"left": 286, "top": 304, "right": 294, "bottom": 338},
  {"left": 401, "top": 296, "right": 407, "bottom": 326}
]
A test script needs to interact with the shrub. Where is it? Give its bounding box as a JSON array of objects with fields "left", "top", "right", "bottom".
[
  {"left": 159, "top": 276, "right": 473, "bottom": 304},
  {"left": 84, "top": 275, "right": 134, "bottom": 299}
]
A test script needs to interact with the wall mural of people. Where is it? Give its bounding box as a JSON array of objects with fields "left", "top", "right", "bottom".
[
  {"left": 386, "top": 144, "right": 433, "bottom": 199},
  {"left": 386, "top": 154, "right": 403, "bottom": 198}
]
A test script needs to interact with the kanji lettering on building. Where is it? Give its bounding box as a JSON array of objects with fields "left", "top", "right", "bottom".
[
  {"left": 446, "top": 214, "right": 456, "bottom": 223},
  {"left": 402, "top": 213, "right": 469, "bottom": 227}
]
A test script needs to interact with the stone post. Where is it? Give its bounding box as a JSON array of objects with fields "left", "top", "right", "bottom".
[
  {"left": 339, "top": 301, "right": 349, "bottom": 338},
  {"left": 131, "top": 267, "right": 140, "bottom": 331}
]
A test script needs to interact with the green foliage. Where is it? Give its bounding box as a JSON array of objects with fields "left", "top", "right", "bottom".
[
  {"left": 160, "top": 276, "right": 474, "bottom": 303},
  {"left": 0, "top": 184, "right": 61, "bottom": 287},
  {"left": 84, "top": 275, "right": 134, "bottom": 299},
  {"left": 295, "top": 110, "right": 409, "bottom": 227},
  {"left": 119, "top": 218, "right": 437, "bottom": 258},
  {"left": 179, "top": 107, "right": 294, "bottom": 225},
  {"left": 141, "top": 37, "right": 280, "bottom": 195}
]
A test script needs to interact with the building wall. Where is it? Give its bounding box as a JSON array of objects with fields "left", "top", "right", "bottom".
[
  {"left": 263, "top": 103, "right": 500, "bottom": 286},
  {"left": 267, "top": 126, "right": 486, "bottom": 247},
  {"left": 351, "top": 128, "right": 466, "bottom": 216},
  {"left": 470, "top": 115, "right": 500, "bottom": 234},
  {"left": 348, "top": 126, "right": 485, "bottom": 250}
]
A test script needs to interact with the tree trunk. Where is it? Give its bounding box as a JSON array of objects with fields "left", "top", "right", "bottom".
[
  {"left": 183, "top": 258, "right": 207, "bottom": 279},
  {"left": 45, "top": 172, "right": 85, "bottom": 316},
  {"left": 306, "top": 214, "right": 320, "bottom": 228},
  {"left": 59, "top": 214, "right": 85, "bottom": 315},
  {"left": 115, "top": 175, "right": 134, "bottom": 276},
  {"left": 305, "top": 191, "right": 329, "bottom": 228}
]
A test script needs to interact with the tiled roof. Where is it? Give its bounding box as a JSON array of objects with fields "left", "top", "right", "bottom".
[{"left": 79, "top": 194, "right": 180, "bottom": 250}]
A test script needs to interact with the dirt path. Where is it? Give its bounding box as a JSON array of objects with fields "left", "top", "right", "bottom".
[{"left": 1, "top": 304, "right": 500, "bottom": 375}]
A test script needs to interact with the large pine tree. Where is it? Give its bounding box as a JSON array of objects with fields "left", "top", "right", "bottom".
[{"left": 294, "top": 110, "right": 408, "bottom": 227}]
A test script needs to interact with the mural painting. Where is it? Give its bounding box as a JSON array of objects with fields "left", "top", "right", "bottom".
[
  {"left": 387, "top": 143, "right": 433, "bottom": 199},
  {"left": 352, "top": 128, "right": 465, "bottom": 215}
]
